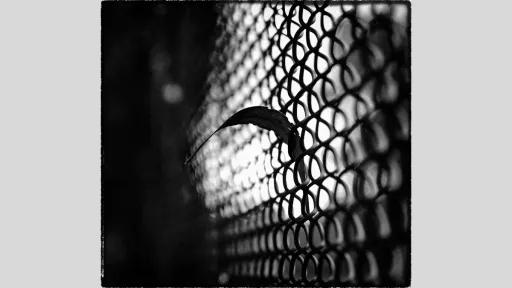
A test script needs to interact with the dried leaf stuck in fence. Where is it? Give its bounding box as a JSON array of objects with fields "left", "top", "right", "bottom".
[{"left": 185, "top": 106, "right": 308, "bottom": 182}]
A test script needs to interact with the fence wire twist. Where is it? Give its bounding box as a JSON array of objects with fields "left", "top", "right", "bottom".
[{"left": 188, "top": 1, "right": 410, "bottom": 286}]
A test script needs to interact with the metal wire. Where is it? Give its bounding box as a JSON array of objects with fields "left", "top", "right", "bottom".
[{"left": 188, "top": 1, "right": 410, "bottom": 286}]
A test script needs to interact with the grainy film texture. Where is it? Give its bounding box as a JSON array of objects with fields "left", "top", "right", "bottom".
[{"left": 187, "top": 2, "right": 410, "bottom": 286}]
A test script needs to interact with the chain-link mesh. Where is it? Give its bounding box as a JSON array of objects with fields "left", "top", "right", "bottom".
[{"left": 187, "top": 1, "right": 410, "bottom": 286}]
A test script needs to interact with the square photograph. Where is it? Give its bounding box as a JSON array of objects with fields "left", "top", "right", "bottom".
[{"left": 102, "top": 1, "right": 410, "bottom": 286}]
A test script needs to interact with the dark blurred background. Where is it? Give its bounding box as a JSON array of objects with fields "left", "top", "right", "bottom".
[{"left": 101, "top": 2, "right": 218, "bottom": 286}]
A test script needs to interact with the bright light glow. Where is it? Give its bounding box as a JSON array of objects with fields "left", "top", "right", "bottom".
[
  {"left": 162, "top": 83, "right": 184, "bottom": 104},
  {"left": 317, "top": 188, "right": 330, "bottom": 210},
  {"left": 317, "top": 121, "right": 331, "bottom": 142}
]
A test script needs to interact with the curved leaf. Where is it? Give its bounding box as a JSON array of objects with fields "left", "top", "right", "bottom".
[{"left": 186, "top": 106, "right": 309, "bottom": 182}]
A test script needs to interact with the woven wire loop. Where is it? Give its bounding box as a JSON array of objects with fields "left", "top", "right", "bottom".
[{"left": 188, "top": 2, "right": 410, "bottom": 286}]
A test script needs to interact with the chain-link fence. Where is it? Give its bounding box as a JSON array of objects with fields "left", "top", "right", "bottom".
[{"left": 187, "top": 1, "right": 410, "bottom": 286}]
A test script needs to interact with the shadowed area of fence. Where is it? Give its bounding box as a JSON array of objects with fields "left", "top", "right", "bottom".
[{"left": 102, "top": 2, "right": 218, "bottom": 285}]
